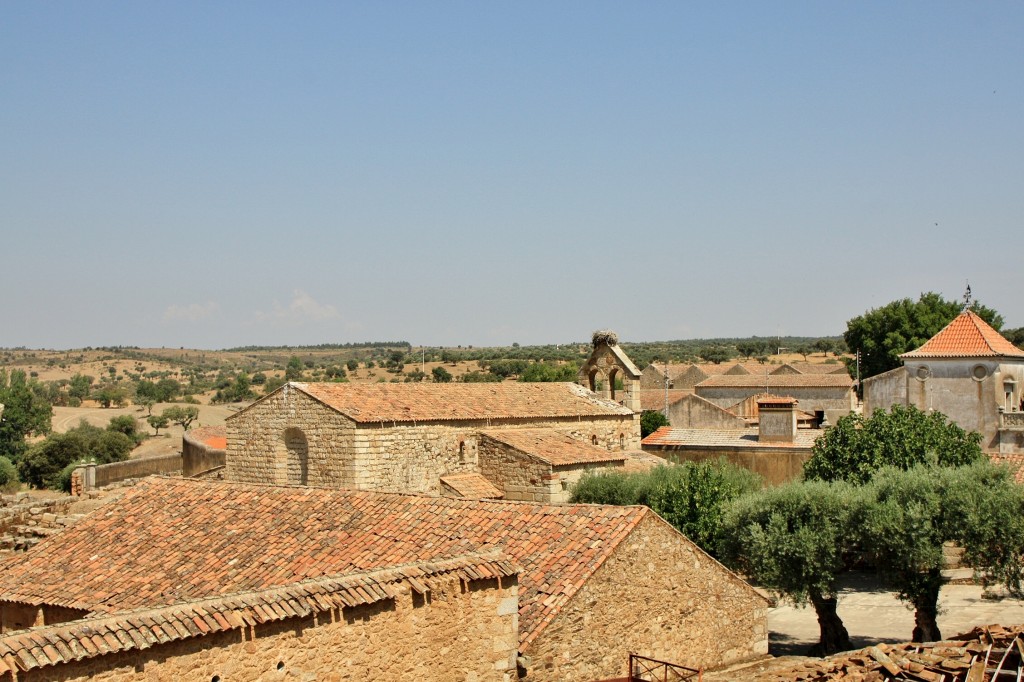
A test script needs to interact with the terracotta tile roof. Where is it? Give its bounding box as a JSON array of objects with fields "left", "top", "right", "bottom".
[
  {"left": 990, "top": 453, "right": 1024, "bottom": 485},
  {"left": 757, "top": 396, "right": 798, "bottom": 406},
  {"left": 901, "top": 310, "right": 1024, "bottom": 359},
  {"left": 695, "top": 374, "right": 854, "bottom": 389},
  {"left": 642, "top": 427, "right": 821, "bottom": 449},
  {"left": 637, "top": 389, "right": 691, "bottom": 411},
  {"left": 237, "top": 382, "right": 634, "bottom": 423},
  {"left": 481, "top": 429, "right": 628, "bottom": 467},
  {"left": 0, "top": 552, "right": 516, "bottom": 674},
  {"left": 0, "top": 478, "right": 648, "bottom": 650},
  {"left": 439, "top": 472, "right": 504, "bottom": 499}
]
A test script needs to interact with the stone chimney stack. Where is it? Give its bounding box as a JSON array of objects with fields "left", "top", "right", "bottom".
[{"left": 757, "top": 396, "right": 798, "bottom": 443}]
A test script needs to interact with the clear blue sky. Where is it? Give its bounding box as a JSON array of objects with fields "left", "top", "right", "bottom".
[{"left": 2, "top": 2, "right": 1021, "bottom": 349}]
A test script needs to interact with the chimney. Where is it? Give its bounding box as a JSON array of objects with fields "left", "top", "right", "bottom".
[{"left": 758, "top": 396, "right": 798, "bottom": 443}]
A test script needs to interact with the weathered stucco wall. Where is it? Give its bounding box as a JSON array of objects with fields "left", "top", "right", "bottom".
[
  {"left": 6, "top": 575, "right": 519, "bottom": 682},
  {"left": 643, "top": 444, "right": 811, "bottom": 486},
  {"left": 523, "top": 514, "right": 768, "bottom": 681},
  {"left": 866, "top": 360, "right": 1024, "bottom": 452}
]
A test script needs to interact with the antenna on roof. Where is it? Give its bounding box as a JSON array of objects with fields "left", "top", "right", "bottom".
[{"left": 962, "top": 281, "right": 973, "bottom": 310}]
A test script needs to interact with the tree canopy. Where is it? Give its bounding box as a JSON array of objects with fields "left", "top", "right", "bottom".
[
  {"left": 803, "top": 404, "right": 983, "bottom": 485},
  {"left": 844, "top": 292, "right": 1002, "bottom": 379},
  {"left": 640, "top": 410, "right": 669, "bottom": 438},
  {"left": 719, "top": 479, "right": 862, "bottom": 655},
  {"left": 571, "top": 460, "right": 761, "bottom": 557},
  {"left": 18, "top": 419, "right": 133, "bottom": 489},
  {"left": 0, "top": 370, "right": 52, "bottom": 463}
]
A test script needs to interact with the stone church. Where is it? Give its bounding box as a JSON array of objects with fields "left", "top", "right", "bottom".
[{"left": 225, "top": 333, "right": 646, "bottom": 500}]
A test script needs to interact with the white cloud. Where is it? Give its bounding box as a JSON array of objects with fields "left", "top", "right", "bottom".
[
  {"left": 162, "top": 301, "right": 220, "bottom": 323},
  {"left": 254, "top": 290, "right": 340, "bottom": 324}
]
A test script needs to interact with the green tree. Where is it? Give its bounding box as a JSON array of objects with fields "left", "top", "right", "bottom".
[
  {"left": 640, "top": 410, "right": 669, "bottom": 438},
  {"left": 698, "top": 346, "right": 734, "bottom": 365},
  {"left": 0, "top": 457, "right": 18, "bottom": 491},
  {"left": 94, "top": 384, "right": 127, "bottom": 408},
  {"left": 346, "top": 359, "right": 359, "bottom": 372},
  {"left": 107, "top": 415, "right": 143, "bottom": 444},
  {"left": 719, "top": 479, "right": 862, "bottom": 655},
  {"left": 572, "top": 460, "right": 761, "bottom": 557},
  {"left": 518, "top": 362, "right": 577, "bottom": 382},
  {"left": 0, "top": 370, "right": 52, "bottom": 463},
  {"left": 844, "top": 292, "right": 1003, "bottom": 379},
  {"left": 147, "top": 413, "right": 170, "bottom": 436},
  {"left": 803, "top": 405, "right": 983, "bottom": 485},
  {"left": 432, "top": 366, "right": 452, "bottom": 383},
  {"left": 284, "top": 356, "right": 304, "bottom": 381},
  {"left": 813, "top": 339, "right": 836, "bottom": 357},
  {"left": 67, "top": 373, "right": 94, "bottom": 402},
  {"left": 861, "top": 463, "right": 1024, "bottom": 643},
  {"left": 18, "top": 421, "right": 133, "bottom": 489},
  {"left": 162, "top": 405, "right": 199, "bottom": 430}
]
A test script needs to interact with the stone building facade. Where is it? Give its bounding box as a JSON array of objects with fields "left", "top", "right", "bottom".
[
  {"left": 578, "top": 333, "right": 642, "bottom": 411},
  {"left": 0, "top": 477, "right": 768, "bottom": 681},
  {"left": 477, "top": 429, "right": 626, "bottom": 503},
  {"left": 226, "top": 382, "right": 639, "bottom": 495},
  {"left": 863, "top": 310, "right": 1024, "bottom": 453}
]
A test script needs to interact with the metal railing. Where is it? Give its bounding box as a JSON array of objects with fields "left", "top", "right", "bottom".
[{"left": 628, "top": 653, "right": 701, "bottom": 681}]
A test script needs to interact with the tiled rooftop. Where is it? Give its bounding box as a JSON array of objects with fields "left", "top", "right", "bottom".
[
  {"left": 0, "top": 478, "right": 648, "bottom": 650},
  {"left": 696, "top": 374, "right": 854, "bottom": 389},
  {"left": 901, "top": 310, "right": 1024, "bottom": 359},
  {"left": 243, "top": 382, "right": 634, "bottom": 423},
  {"left": 481, "top": 429, "right": 628, "bottom": 466},
  {"left": 0, "top": 552, "right": 515, "bottom": 674},
  {"left": 642, "top": 427, "right": 821, "bottom": 449},
  {"left": 438, "top": 472, "right": 504, "bottom": 499}
]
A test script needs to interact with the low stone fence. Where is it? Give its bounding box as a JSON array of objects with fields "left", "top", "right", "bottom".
[{"left": 71, "top": 426, "right": 227, "bottom": 495}]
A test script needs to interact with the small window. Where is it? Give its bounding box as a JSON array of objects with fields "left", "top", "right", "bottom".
[
  {"left": 591, "top": 435, "right": 599, "bottom": 446},
  {"left": 459, "top": 441, "right": 466, "bottom": 463},
  {"left": 915, "top": 366, "right": 930, "bottom": 381},
  {"left": 619, "top": 434, "right": 625, "bottom": 449},
  {"left": 972, "top": 364, "right": 989, "bottom": 381}
]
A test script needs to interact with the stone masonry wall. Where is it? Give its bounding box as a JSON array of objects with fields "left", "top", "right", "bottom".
[
  {"left": 696, "top": 386, "right": 854, "bottom": 424},
  {"left": 477, "top": 437, "right": 554, "bottom": 502},
  {"left": 227, "top": 386, "right": 357, "bottom": 487},
  {"left": 356, "top": 416, "right": 637, "bottom": 494},
  {"left": 523, "top": 514, "right": 768, "bottom": 682},
  {"left": 7, "top": 574, "right": 519, "bottom": 682}
]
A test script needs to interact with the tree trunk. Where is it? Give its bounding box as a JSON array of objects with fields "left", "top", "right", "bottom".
[
  {"left": 911, "top": 570, "right": 943, "bottom": 643},
  {"left": 808, "top": 590, "right": 853, "bottom": 656}
]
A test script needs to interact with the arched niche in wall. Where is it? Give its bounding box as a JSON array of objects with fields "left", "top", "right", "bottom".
[{"left": 283, "top": 427, "right": 309, "bottom": 485}]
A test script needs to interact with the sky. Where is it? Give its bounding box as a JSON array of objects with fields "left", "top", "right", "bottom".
[{"left": 2, "top": 2, "right": 1022, "bottom": 349}]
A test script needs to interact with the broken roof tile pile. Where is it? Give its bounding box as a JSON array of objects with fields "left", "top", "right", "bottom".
[
  {"left": 438, "top": 472, "right": 504, "bottom": 499},
  {"left": 901, "top": 310, "right": 1024, "bottom": 359},
  {"left": 482, "top": 429, "right": 627, "bottom": 466},
  {"left": 0, "top": 552, "right": 515, "bottom": 676},
  {"left": 0, "top": 477, "right": 648, "bottom": 649},
  {"left": 762, "top": 624, "right": 1024, "bottom": 681},
  {"left": 278, "top": 381, "right": 634, "bottom": 423}
]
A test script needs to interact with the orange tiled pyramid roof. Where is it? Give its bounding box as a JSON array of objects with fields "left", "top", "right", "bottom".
[
  {"left": 0, "top": 478, "right": 649, "bottom": 649},
  {"left": 901, "top": 310, "right": 1024, "bottom": 359},
  {"left": 241, "top": 382, "right": 634, "bottom": 423}
]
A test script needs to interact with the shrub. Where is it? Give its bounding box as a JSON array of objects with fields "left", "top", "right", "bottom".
[{"left": 0, "top": 457, "right": 18, "bottom": 491}]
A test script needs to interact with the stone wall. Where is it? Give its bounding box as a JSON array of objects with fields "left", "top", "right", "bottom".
[
  {"left": 523, "top": 514, "right": 768, "bottom": 681},
  {"left": 477, "top": 436, "right": 552, "bottom": 501},
  {"left": 182, "top": 426, "right": 227, "bottom": 477},
  {"left": 0, "top": 495, "right": 79, "bottom": 554},
  {"left": 5, "top": 574, "right": 519, "bottom": 682},
  {"left": 227, "top": 386, "right": 358, "bottom": 487}
]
